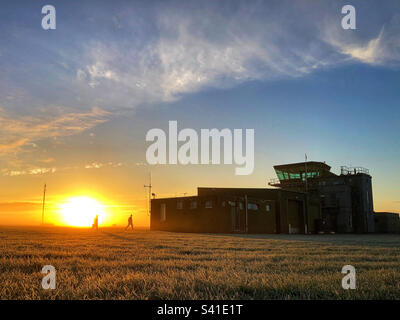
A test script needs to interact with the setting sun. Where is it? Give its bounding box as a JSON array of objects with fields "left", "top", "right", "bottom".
[{"left": 59, "top": 197, "right": 105, "bottom": 227}]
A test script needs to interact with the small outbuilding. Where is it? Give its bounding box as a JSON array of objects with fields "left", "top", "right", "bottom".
[{"left": 374, "top": 212, "right": 400, "bottom": 233}]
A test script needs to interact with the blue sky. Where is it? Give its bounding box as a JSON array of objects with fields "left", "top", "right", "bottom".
[{"left": 0, "top": 0, "right": 399, "bottom": 224}]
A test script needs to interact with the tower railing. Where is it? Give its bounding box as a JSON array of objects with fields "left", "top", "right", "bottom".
[{"left": 340, "top": 166, "right": 369, "bottom": 175}]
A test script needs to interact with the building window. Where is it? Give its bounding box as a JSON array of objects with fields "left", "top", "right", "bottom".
[
  {"left": 283, "top": 172, "right": 289, "bottom": 180},
  {"left": 205, "top": 200, "right": 213, "bottom": 208},
  {"left": 247, "top": 203, "right": 258, "bottom": 210},
  {"left": 289, "top": 173, "right": 300, "bottom": 179},
  {"left": 190, "top": 201, "right": 197, "bottom": 209},
  {"left": 238, "top": 202, "right": 243, "bottom": 210},
  {"left": 177, "top": 201, "right": 183, "bottom": 210},
  {"left": 266, "top": 204, "right": 271, "bottom": 212},
  {"left": 160, "top": 203, "right": 166, "bottom": 222}
]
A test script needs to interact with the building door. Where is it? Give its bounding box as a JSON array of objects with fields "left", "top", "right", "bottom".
[
  {"left": 231, "top": 206, "right": 243, "bottom": 232},
  {"left": 287, "top": 200, "right": 304, "bottom": 234}
]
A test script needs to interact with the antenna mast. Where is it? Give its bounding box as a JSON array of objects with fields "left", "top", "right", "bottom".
[
  {"left": 144, "top": 172, "right": 152, "bottom": 216},
  {"left": 41, "top": 183, "right": 47, "bottom": 225},
  {"left": 304, "top": 154, "right": 308, "bottom": 193}
]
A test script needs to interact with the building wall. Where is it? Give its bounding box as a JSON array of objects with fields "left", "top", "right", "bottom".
[
  {"left": 346, "top": 174, "right": 375, "bottom": 233},
  {"left": 274, "top": 169, "right": 375, "bottom": 233},
  {"left": 150, "top": 194, "right": 277, "bottom": 234},
  {"left": 307, "top": 195, "right": 321, "bottom": 233},
  {"left": 374, "top": 212, "right": 400, "bottom": 233},
  {"left": 150, "top": 188, "right": 322, "bottom": 234},
  {"left": 197, "top": 188, "right": 320, "bottom": 234},
  {"left": 151, "top": 196, "right": 230, "bottom": 233},
  {"left": 247, "top": 200, "right": 276, "bottom": 233},
  {"left": 318, "top": 184, "right": 353, "bottom": 233},
  {"left": 199, "top": 188, "right": 323, "bottom": 234},
  {"left": 304, "top": 174, "right": 374, "bottom": 233}
]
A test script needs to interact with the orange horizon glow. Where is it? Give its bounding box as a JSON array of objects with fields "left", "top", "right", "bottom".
[
  {"left": 0, "top": 191, "right": 150, "bottom": 227},
  {"left": 0, "top": 193, "right": 398, "bottom": 228},
  {"left": 59, "top": 196, "right": 105, "bottom": 227},
  {"left": 52, "top": 194, "right": 147, "bottom": 227}
]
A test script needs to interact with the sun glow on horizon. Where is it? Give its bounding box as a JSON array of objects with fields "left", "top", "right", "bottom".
[{"left": 59, "top": 196, "right": 105, "bottom": 227}]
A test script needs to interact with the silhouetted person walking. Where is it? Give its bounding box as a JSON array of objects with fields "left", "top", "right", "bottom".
[
  {"left": 92, "top": 215, "right": 99, "bottom": 231},
  {"left": 125, "top": 214, "right": 133, "bottom": 231}
]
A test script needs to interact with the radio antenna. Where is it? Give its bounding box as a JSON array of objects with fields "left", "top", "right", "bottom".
[
  {"left": 41, "top": 183, "right": 47, "bottom": 225},
  {"left": 144, "top": 172, "right": 152, "bottom": 216}
]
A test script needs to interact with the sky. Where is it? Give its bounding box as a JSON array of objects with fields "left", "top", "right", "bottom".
[{"left": 0, "top": 0, "right": 399, "bottom": 226}]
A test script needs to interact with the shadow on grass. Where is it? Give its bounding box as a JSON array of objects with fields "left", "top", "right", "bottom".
[
  {"left": 84, "top": 228, "right": 400, "bottom": 249},
  {"left": 198, "top": 232, "right": 400, "bottom": 248}
]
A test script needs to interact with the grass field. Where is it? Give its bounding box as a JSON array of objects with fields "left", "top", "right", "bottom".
[{"left": 0, "top": 226, "right": 399, "bottom": 300}]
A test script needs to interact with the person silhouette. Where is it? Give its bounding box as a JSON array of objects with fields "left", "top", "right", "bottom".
[
  {"left": 125, "top": 214, "right": 134, "bottom": 231},
  {"left": 92, "top": 215, "right": 99, "bottom": 231}
]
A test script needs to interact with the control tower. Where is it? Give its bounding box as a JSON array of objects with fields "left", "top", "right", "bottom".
[{"left": 268, "top": 161, "right": 374, "bottom": 233}]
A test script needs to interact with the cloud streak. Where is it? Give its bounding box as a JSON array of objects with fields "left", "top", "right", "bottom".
[
  {"left": 0, "top": 106, "right": 110, "bottom": 154},
  {"left": 72, "top": 1, "right": 400, "bottom": 111},
  {"left": 323, "top": 12, "right": 400, "bottom": 66},
  {"left": 76, "top": 5, "right": 330, "bottom": 106},
  {"left": 1, "top": 1, "right": 400, "bottom": 162}
]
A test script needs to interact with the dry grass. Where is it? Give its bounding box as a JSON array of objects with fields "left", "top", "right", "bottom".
[{"left": 0, "top": 226, "right": 399, "bottom": 300}]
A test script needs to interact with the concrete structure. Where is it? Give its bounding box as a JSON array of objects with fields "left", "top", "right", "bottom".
[
  {"left": 151, "top": 160, "right": 397, "bottom": 234},
  {"left": 269, "top": 162, "right": 374, "bottom": 233},
  {"left": 151, "top": 187, "right": 321, "bottom": 234}
]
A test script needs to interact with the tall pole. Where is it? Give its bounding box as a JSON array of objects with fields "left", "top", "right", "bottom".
[
  {"left": 42, "top": 184, "right": 46, "bottom": 225},
  {"left": 245, "top": 195, "right": 248, "bottom": 233},
  {"left": 304, "top": 153, "right": 308, "bottom": 193},
  {"left": 144, "top": 172, "right": 152, "bottom": 216},
  {"left": 304, "top": 154, "right": 308, "bottom": 234}
]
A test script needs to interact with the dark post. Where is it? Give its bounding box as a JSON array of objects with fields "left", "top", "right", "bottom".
[{"left": 41, "top": 184, "right": 46, "bottom": 225}]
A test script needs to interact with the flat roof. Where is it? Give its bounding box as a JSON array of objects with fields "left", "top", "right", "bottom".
[{"left": 273, "top": 161, "right": 331, "bottom": 173}]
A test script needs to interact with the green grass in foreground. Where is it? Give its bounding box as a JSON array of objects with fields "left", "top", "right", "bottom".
[{"left": 0, "top": 226, "right": 399, "bottom": 299}]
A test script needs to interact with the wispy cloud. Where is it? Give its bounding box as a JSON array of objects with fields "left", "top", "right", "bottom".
[
  {"left": 323, "top": 14, "right": 400, "bottom": 66},
  {"left": 338, "top": 30, "right": 384, "bottom": 64},
  {"left": 0, "top": 106, "right": 110, "bottom": 154},
  {"left": 1, "top": 161, "right": 125, "bottom": 176},
  {"left": 325, "top": 27, "right": 386, "bottom": 65},
  {"left": 38, "top": 157, "right": 55, "bottom": 164},
  {"left": 2, "top": 2, "right": 399, "bottom": 116},
  {"left": 73, "top": 2, "right": 400, "bottom": 110},
  {"left": 1, "top": 1, "right": 400, "bottom": 162},
  {"left": 1, "top": 167, "right": 56, "bottom": 177},
  {"left": 77, "top": 12, "right": 327, "bottom": 105},
  {"left": 85, "top": 161, "right": 123, "bottom": 169}
]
